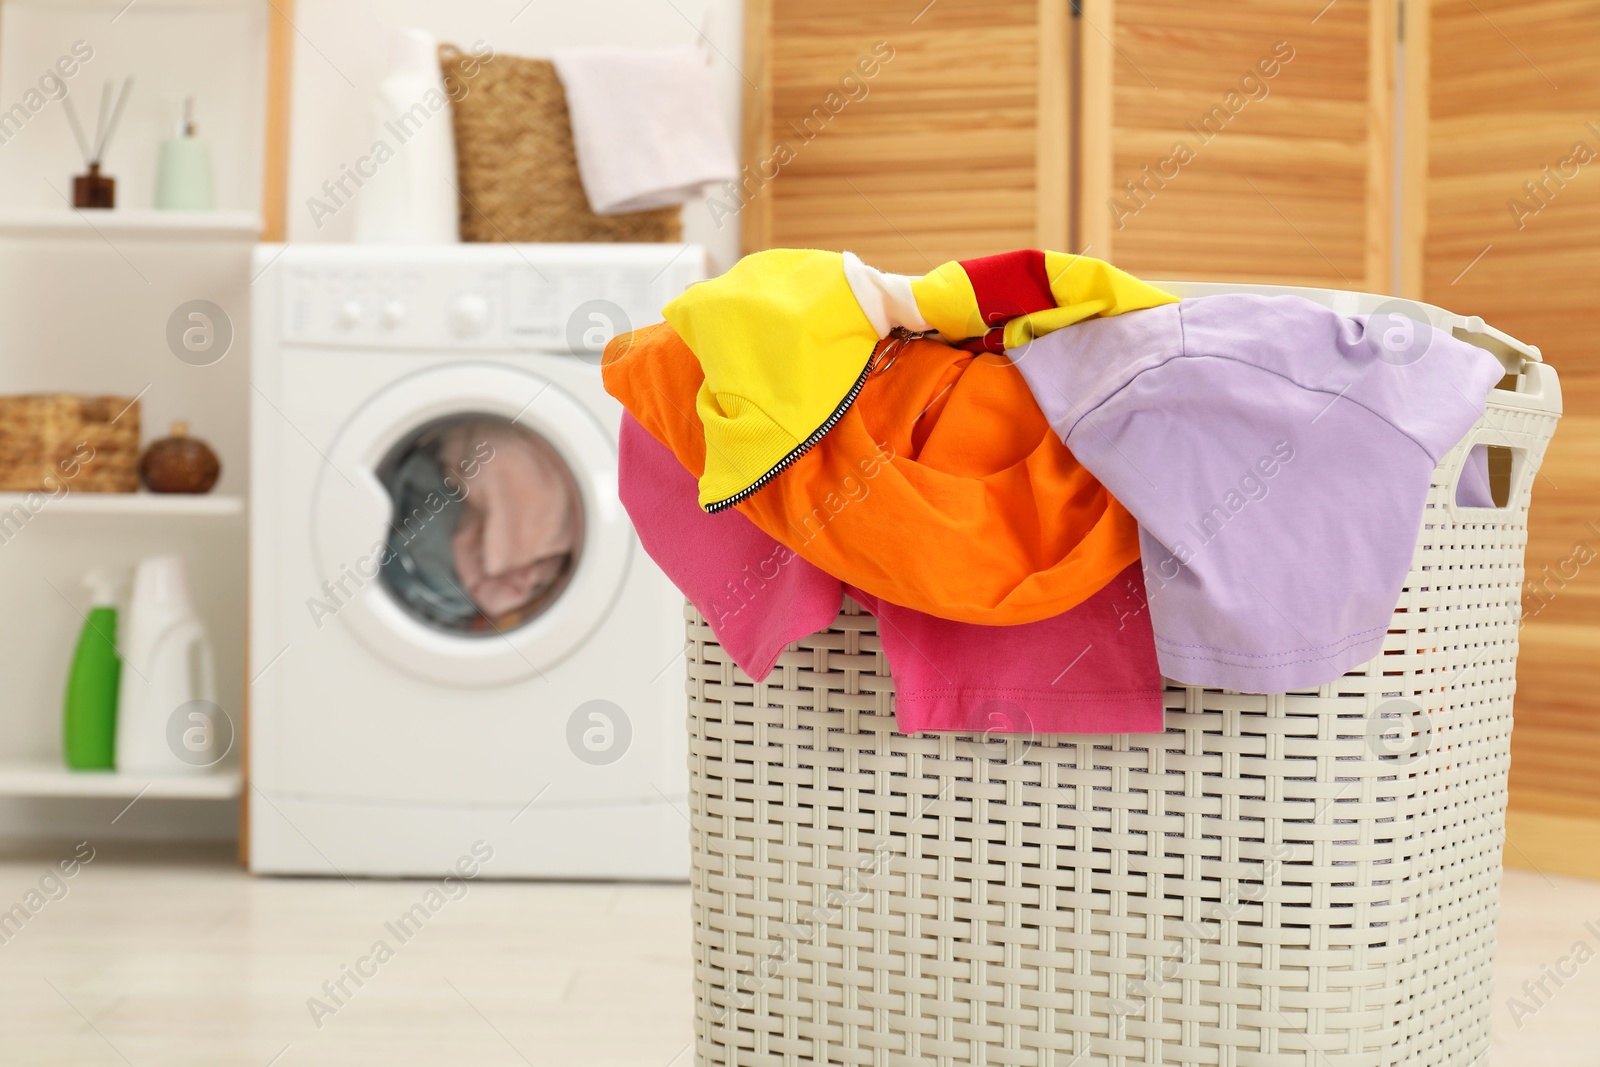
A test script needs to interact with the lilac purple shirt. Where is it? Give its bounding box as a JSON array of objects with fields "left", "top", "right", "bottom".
[{"left": 1009, "top": 293, "right": 1504, "bottom": 691}]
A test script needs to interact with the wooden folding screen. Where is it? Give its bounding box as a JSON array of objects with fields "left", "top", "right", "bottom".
[
  {"left": 739, "top": 0, "right": 1071, "bottom": 271},
  {"left": 742, "top": 0, "right": 1600, "bottom": 876},
  {"left": 1414, "top": 0, "right": 1600, "bottom": 875},
  {"left": 1078, "top": 0, "right": 1395, "bottom": 290}
]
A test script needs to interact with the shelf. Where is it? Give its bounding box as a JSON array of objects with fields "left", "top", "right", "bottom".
[
  {"left": 0, "top": 492, "right": 243, "bottom": 517},
  {"left": 6, "top": 0, "right": 262, "bottom": 8},
  {"left": 0, "top": 209, "right": 262, "bottom": 242},
  {"left": 0, "top": 760, "right": 241, "bottom": 800}
]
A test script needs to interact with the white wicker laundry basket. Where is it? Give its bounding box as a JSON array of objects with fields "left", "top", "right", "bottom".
[{"left": 682, "top": 286, "right": 1561, "bottom": 1067}]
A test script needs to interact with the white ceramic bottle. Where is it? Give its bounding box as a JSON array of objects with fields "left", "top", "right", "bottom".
[
  {"left": 353, "top": 28, "right": 460, "bottom": 243},
  {"left": 115, "top": 554, "right": 219, "bottom": 775}
]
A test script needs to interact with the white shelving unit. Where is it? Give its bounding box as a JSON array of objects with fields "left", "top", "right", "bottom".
[
  {"left": 0, "top": 492, "right": 244, "bottom": 517},
  {"left": 0, "top": 0, "right": 263, "bottom": 845},
  {"left": 0, "top": 759, "right": 240, "bottom": 800},
  {"left": 0, "top": 484, "right": 248, "bottom": 811}
]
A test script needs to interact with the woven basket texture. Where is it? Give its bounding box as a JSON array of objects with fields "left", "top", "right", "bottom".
[
  {"left": 685, "top": 378, "right": 1559, "bottom": 1066},
  {"left": 440, "top": 44, "right": 681, "bottom": 244},
  {"left": 0, "top": 394, "right": 139, "bottom": 492}
]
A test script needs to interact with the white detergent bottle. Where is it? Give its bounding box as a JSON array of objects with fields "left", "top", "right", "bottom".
[
  {"left": 353, "top": 27, "right": 460, "bottom": 243},
  {"left": 115, "top": 554, "right": 219, "bottom": 775}
]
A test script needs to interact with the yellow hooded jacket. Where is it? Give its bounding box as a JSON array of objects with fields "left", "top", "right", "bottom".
[{"left": 661, "top": 247, "right": 1177, "bottom": 511}]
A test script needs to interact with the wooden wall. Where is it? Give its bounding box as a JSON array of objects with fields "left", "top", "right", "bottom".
[
  {"left": 740, "top": 0, "right": 1070, "bottom": 271},
  {"left": 746, "top": 0, "right": 1398, "bottom": 289},
  {"left": 1080, "top": 0, "right": 1394, "bottom": 290},
  {"left": 1417, "top": 0, "right": 1600, "bottom": 875}
]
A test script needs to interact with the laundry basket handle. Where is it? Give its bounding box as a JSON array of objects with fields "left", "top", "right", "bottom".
[{"left": 1150, "top": 281, "right": 1559, "bottom": 415}]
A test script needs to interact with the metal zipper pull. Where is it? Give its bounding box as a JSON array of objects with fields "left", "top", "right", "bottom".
[{"left": 869, "top": 326, "right": 927, "bottom": 378}]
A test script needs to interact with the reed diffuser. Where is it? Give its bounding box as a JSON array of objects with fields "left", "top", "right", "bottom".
[{"left": 62, "top": 77, "right": 133, "bottom": 209}]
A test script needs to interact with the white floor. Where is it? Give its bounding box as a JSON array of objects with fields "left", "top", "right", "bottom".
[
  {"left": 0, "top": 843, "right": 693, "bottom": 1067},
  {"left": 1486, "top": 869, "right": 1600, "bottom": 1065},
  {"left": 0, "top": 843, "right": 1594, "bottom": 1065}
]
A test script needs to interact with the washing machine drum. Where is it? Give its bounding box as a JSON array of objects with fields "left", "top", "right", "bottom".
[{"left": 311, "top": 363, "right": 630, "bottom": 686}]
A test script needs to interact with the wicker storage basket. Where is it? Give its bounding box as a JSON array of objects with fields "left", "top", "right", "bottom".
[
  {"left": 440, "top": 44, "right": 681, "bottom": 244},
  {"left": 0, "top": 394, "right": 139, "bottom": 492},
  {"left": 684, "top": 290, "right": 1561, "bottom": 1067}
]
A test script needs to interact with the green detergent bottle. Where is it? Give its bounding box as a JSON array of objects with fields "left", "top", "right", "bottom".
[{"left": 63, "top": 569, "right": 121, "bottom": 770}]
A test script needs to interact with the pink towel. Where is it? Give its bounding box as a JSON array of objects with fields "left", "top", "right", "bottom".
[
  {"left": 620, "top": 414, "right": 1164, "bottom": 735},
  {"left": 442, "top": 422, "right": 581, "bottom": 618}
]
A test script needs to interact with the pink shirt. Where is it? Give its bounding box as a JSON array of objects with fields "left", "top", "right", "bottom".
[{"left": 619, "top": 414, "right": 1164, "bottom": 735}]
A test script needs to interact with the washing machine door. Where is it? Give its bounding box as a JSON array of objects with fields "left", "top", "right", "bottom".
[{"left": 310, "top": 362, "right": 629, "bottom": 686}]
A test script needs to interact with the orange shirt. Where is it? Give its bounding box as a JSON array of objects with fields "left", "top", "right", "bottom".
[{"left": 603, "top": 322, "right": 1141, "bottom": 626}]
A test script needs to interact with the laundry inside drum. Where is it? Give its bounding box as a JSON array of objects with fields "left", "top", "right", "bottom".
[{"left": 375, "top": 413, "right": 584, "bottom": 635}]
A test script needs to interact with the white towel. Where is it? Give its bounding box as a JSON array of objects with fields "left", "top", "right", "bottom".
[{"left": 551, "top": 46, "right": 737, "bottom": 215}]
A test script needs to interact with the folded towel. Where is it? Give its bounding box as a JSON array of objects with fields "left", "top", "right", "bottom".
[{"left": 551, "top": 46, "right": 737, "bottom": 214}]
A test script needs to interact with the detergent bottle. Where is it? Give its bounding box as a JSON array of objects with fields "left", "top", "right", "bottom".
[
  {"left": 62, "top": 569, "right": 122, "bottom": 770},
  {"left": 353, "top": 28, "right": 460, "bottom": 243},
  {"left": 115, "top": 555, "right": 220, "bottom": 774}
]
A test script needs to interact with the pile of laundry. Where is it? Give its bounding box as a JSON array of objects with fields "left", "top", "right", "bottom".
[
  {"left": 602, "top": 249, "right": 1505, "bottom": 736},
  {"left": 382, "top": 420, "right": 581, "bottom": 632}
]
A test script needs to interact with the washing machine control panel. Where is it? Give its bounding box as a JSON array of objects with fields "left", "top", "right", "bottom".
[{"left": 281, "top": 247, "right": 706, "bottom": 355}]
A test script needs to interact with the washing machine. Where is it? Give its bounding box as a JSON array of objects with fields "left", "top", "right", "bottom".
[{"left": 247, "top": 244, "right": 703, "bottom": 878}]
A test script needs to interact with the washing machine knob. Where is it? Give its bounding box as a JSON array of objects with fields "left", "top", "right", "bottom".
[
  {"left": 380, "top": 300, "right": 406, "bottom": 329},
  {"left": 449, "top": 292, "right": 490, "bottom": 338},
  {"left": 337, "top": 299, "right": 362, "bottom": 329}
]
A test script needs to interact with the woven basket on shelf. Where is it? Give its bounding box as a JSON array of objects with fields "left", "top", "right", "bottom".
[
  {"left": 683, "top": 300, "right": 1561, "bottom": 1066},
  {"left": 440, "top": 44, "right": 682, "bottom": 244},
  {"left": 0, "top": 394, "right": 139, "bottom": 492}
]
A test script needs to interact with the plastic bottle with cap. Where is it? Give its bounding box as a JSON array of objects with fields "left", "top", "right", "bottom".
[
  {"left": 353, "top": 27, "right": 461, "bottom": 243},
  {"left": 154, "top": 94, "right": 215, "bottom": 210},
  {"left": 63, "top": 569, "right": 122, "bottom": 770},
  {"left": 115, "top": 554, "right": 217, "bottom": 775}
]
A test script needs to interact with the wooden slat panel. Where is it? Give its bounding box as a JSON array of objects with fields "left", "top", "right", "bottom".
[
  {"left": 1036, "top": 0, "right": 1072, "bottom": 248},
  {"left": 739, "top": 0, "right": 776, "bottom": 254},
  {"left": 1507, "top": 619, "right": 1600, "bottom": 829},
  {"left": 1097, "top": 0, "right": 1394, "bottom": 290},
  {"left": 744, "top": 0, "right": 1055, "bottom": 271},
  {"left": 1078, "top": 0, "right": 1115, "bottom": 255},
  {"left": 1423, "top": 0, "right": 1600, "bottom": 850},
  {"left": 1504, "top": 808, "right": 1600, "bottom": 879},
  {"left": 1400, "top": 0, "right": 1431, "bottom": 299}
]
